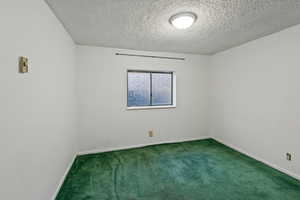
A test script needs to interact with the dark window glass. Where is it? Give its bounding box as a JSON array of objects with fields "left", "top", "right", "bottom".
[{"left": 127, "top": 71, "right": 173, "bottom": 107}]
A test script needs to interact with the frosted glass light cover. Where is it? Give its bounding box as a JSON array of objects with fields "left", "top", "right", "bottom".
[{"left": 170, "top": 12, "right": 197, "bottom": 29}]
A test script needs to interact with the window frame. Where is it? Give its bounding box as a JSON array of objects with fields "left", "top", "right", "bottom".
[{"left": 127, "top": 70, "right": 176, "bottom": 110}]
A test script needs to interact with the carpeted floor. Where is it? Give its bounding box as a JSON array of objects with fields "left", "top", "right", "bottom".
[{"left": 56, "top": 139, "right": 300, "bottom": 200}]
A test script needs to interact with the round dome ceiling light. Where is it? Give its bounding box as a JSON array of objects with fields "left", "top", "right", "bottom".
[{"left": 169, "top": 12, "right": 197, "bottom": 30}]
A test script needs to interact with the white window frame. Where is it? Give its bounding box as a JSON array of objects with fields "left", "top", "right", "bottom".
[{"left": 126, "top": 70, "right": 176, "bottom": 110}]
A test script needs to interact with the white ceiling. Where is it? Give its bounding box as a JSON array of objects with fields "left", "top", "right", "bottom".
[{"left": 45, "top": 0, "right": 300, "bottom": 55}]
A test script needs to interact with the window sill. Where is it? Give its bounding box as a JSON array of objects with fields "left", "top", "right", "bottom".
[{"left": 126, "top": 105, "right": 176, "bottom": 110}]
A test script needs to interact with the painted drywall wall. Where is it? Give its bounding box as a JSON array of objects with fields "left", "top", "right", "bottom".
[
  {"left": 0, "top": 1, "right": 77, "bottom": 200},
  {"left": 77, "top": 46, "right": 209, "bottom": 152},
  {"left": 210, "top": 24, "right": 300, "bottom": 178}
]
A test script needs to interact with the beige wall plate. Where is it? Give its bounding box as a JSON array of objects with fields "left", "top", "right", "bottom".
[{"left": 19, "top": 56, "right": 29, "bottom": 73}]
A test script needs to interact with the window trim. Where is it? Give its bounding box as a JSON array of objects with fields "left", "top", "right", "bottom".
[{"left": 126, "top": 70, "right": 176, "bottom": 110}]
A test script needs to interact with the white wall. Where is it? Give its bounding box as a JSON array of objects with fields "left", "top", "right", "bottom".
[
  {"left": 0, "top": 1, "right": 77, "bottom": 200},
  {"left": 77, "top": 46, "right": 210, "bottom": 152},
  {"left": 210, "top": 24, "right": 300, "bottom": 178}
]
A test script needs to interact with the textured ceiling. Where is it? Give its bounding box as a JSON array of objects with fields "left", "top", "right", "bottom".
[{"left": 45, "top": 0, "right": 300, "bottom": 54}]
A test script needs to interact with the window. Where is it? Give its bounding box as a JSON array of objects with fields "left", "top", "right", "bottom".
[{"left": 127, "top": 70, "right": 175, "bottom": 109}]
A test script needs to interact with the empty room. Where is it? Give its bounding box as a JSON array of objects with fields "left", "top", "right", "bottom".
[{"left": 2, "top": 0, "right": 300, "bottom": 200}]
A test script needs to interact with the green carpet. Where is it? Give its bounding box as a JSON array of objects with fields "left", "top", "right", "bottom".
[{"left": 56, "top": 139, "right": 300, "bottom": 200}]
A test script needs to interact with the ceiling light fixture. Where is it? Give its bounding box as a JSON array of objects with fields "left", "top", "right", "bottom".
[{"left": 169, "top": 12, "right": 197, "bottom": 30}]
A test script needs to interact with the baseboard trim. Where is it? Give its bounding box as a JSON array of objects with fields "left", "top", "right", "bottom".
[
  {"left": 213, "top": 137, "right": 300, "bottom": 181},
  {"left": 52, "top": 153, "right": 77, "bottom": 200},
  {"left": 78, "top": 136, "right": 211, "bottom": 156}
]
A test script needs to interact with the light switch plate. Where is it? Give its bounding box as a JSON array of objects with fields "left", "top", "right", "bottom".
[{"left": 19, "top": 56, "right": 29, "bottom": 73}]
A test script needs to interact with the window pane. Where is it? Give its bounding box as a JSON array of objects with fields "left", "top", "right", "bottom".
[
  {"left": 152, "top": 73, "right": 172, "bottom": 105},
  {"left": 128, "top": 72, "right": 150, "bottom": 106}
]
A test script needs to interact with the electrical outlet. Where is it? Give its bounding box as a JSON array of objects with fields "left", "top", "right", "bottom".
[
  {"left": 148, "top": 130, "right": 154, "bottom": 137},
  {"left": 286, "top": 153, "right": 292, "bottom": 161}
]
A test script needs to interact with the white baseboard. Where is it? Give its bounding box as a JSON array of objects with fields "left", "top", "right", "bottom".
[
  {"left": 213, "top": 137, "right": 300, "bottom": 181},
  {"left": 78, "top": 136, "right": 211, "bottom": 156},
  {"left": 52, "top": 153, "right": 77, "bottom": 200}
]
